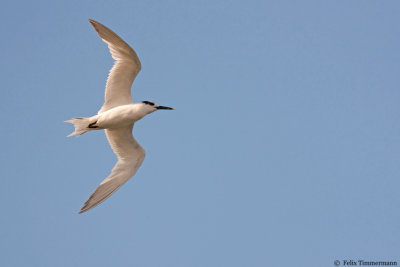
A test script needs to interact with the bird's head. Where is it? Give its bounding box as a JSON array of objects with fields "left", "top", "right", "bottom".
[{"left": 141, "top": 101, "right": 174, "bottom": 114}]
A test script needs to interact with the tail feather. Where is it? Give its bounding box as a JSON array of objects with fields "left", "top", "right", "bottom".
[{"left": 65, "top": 118, "right": 93, "bottom": 137}]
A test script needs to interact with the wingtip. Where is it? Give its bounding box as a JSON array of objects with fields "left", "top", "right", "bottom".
[
  {"left": 78, "top": 205, "right": 88, "bottom": 214},
  {"left": 88, "top": 19, "right": 98, "bottom": 28},
  {"left": 88, "top": 19, "right": 101, "bottom": 34}
]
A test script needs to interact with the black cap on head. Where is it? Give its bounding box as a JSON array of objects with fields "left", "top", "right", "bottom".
[{"left": 142, "top": 101, "right": 155, "bottom": 106}]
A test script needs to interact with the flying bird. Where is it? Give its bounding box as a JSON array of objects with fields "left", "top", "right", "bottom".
[{"left": 65, "top": 19, "right": 174, "bottom": 214}]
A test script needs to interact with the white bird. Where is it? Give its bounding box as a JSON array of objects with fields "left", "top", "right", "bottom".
[{"left": 65, "top": 19, "right": 174, "bottom": 214}]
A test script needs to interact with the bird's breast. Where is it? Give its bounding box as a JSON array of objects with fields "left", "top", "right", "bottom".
[{"left": 96, "top": 105, "right": 143, "bottom": 129}]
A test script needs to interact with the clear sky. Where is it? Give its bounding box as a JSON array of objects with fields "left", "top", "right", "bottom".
[{"left": 1, "top": 0, "right": 399, "bottom": 266}]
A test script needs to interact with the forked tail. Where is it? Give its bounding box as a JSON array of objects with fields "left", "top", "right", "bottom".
[{"left": 65, "top": 117, "right": 96, "bottom": 137}]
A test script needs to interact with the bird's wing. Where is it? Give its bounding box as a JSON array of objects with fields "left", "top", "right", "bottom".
[
  {"left": 79, "top": 124, "right": 145, "bottom": 213},
  {"left": 89, "top": 19, "right": 142, "bottom": 114}
]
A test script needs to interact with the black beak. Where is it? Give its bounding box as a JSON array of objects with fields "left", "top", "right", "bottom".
[{"left": 156, "top": 106, "right": 175, "bottom": 110}]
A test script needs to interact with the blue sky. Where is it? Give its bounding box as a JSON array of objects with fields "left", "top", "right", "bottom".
[{"left": 1, "top": 0, "right": 399, "bottom": 266}]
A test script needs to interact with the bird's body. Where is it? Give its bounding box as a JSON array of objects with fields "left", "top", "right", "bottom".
[
  {"left": 67, "top": 103, "right": 156, "bottom": 135},
  {"left": 65, "top": 19, "right": 174, "bottom": 213},
  {"left": 96, "top": 104, "right": 153, "bottom": 129}
]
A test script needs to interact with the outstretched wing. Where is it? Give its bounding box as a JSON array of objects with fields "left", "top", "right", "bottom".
[
  {"left": 79, "top": 124, "right": 145, "bottom": 213},
  {"left": 89, "top": 19, "right": 142, "bottom": 114}
]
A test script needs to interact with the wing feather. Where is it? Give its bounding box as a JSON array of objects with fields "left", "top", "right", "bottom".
[
  {"left": 79, "top": 125, "right": 145, "bottom": 213},
  {"left": 88, "top": 19, "right": 141, "bottom": 113}
]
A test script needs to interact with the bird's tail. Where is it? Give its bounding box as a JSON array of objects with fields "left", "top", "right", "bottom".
[{"left": 65, "top": 117, "right": 96, "bottom": 137}]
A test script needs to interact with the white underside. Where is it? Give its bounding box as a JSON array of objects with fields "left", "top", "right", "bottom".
[{"left": 94, "top": 104, "right": 148, "bottom": 129}]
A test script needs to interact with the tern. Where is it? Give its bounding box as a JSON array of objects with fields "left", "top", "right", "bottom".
[{"left": 65, "top": 19, "right": 174, "bottom": 214}]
